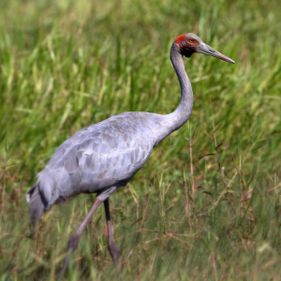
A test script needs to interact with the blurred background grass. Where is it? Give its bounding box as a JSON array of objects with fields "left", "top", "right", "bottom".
[{"left": 0, "top": 0, "right": 280, "bottom": 280}]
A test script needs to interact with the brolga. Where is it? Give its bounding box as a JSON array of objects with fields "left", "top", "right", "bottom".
[{"left": 26, "top": 33, "right": 235, "bottom": 273}]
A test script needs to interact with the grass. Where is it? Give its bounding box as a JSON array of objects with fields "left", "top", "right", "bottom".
[{"left": 0, "top": 0, "right": 281, "bottom": 280}]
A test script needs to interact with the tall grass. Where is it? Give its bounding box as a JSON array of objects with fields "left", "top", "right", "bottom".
[{"left": 0, "top": 0, "right": 280, "bottom": 280}]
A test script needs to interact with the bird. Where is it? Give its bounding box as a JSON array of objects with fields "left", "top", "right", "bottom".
[{"left": 26, "top": 33, "right": 235, "bottom": 272}]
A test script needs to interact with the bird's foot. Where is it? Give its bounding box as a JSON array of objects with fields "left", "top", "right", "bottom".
[
  {"left": 59, "top": 234, "right": 81, "bottom": 278},
  {"left": 108, "top": 242, "right": 120, "bottom": 264}
]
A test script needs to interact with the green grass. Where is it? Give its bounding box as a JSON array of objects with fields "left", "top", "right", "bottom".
[{"left": 0, "top": 0, "right": 281, "bottom": 280}]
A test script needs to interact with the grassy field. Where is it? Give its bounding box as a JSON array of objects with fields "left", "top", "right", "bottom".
[{"left": 0, "top": 0, "right": 281, "bottom": 280}]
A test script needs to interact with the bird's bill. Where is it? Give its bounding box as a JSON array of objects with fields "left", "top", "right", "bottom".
[{"left": 197, "top": 42, "right": 235, "bottom": 64}]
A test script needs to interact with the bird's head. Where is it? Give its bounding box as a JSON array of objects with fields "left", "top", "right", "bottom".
[{"left": 174, "top": 33, "right": 235, "bottom": 64}]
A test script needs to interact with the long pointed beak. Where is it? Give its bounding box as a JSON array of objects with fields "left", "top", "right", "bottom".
[{"left": 197, "top": 43, "right": 235, "bottom": 64}]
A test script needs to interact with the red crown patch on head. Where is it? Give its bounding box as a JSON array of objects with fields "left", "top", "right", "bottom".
[{"left": 175, "top": 34, "right": 187, "bottom": 45}]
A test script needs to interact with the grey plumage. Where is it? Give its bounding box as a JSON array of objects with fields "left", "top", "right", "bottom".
[
  {"left": 26, "top": 33, "right": 234, "bottom": 271},
  {"left": 28, "top": 111, "right": 182, "bottom": 214}
]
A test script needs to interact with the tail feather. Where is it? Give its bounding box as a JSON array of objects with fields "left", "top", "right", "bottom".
[{"left": 26, "top": 184, "right": 47, "bottom": 226}]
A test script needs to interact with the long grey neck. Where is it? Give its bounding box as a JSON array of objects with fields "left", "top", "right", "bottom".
[{"left": 158, "top": 43, "right": 194, "bottom": 139}]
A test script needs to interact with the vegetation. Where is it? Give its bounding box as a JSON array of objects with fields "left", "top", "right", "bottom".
[{"left": 0, "top": 0, "right": 280, "bottom": 280}]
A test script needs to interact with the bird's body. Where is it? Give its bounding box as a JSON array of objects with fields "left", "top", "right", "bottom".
[
  {"left": 26, "top": 33, "right": 234, "bottom": 273},
  {"left": 33, "top": 111, "right": 174, "bottom": 206}
]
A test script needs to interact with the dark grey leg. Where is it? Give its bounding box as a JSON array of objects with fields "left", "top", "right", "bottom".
[
  {"left": 60, "top": 186, "right": 116, "bottom": 277},
  {"left": 104, "top": 198, "right": 120, "bottom": 263}
]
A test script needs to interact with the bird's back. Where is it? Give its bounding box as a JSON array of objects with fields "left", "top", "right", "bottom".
[{"left": 34, "top": 111, "right": 167, "bottom": 208}]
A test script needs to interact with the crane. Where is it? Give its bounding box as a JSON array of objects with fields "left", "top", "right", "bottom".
[{"left": 26, "top": 33, "right": 235, "bottom": 272}]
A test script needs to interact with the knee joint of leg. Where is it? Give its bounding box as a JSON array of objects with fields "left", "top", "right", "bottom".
[{"left": 97, "top": 187, "right": 116, "bottom": 202}]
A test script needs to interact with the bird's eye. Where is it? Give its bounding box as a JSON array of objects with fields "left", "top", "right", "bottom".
[{"left": 188, "top": 39, "right": 197, "bottom": 45}]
